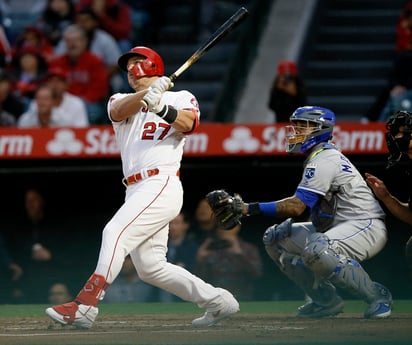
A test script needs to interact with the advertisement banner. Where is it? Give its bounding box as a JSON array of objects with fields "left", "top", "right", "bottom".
[{"left": 0, "top": 122, "right": 388, "bottom": 159}]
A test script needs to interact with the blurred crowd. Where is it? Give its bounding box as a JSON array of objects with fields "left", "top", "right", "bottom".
[
  {"left": 0, "top": 0, "right": 247, "bottom": 127},
  {"left": 0, "top": 189, "right": 266, "bottom": 304},
  {"left": 2, "top": 1, "right": 412, "bottom": 128},
  {"left": 0, "top": 0, "right": 159, "bottom": 126}
]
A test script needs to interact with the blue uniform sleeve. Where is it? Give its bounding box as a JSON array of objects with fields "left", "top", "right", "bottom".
[{"left": 295, "top": 188, "right": 322, "bottom": 209}]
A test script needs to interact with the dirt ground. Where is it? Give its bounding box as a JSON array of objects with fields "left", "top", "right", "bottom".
[{"left": 0, "top": 313, "right": 411, "bottom": 345}]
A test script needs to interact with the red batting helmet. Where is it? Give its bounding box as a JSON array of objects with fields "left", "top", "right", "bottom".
[{"left": 117, "top": 46, "right": 164, "bottom": 78}]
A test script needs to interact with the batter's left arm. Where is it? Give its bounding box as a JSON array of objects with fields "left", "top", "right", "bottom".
[{"left": 171, "top": 108, "right": 199, "bottom": 133}]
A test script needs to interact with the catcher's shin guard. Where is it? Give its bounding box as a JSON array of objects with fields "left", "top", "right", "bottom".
[
  {"left": 75, "top": 273, "right": 109, "bottom": 307},
  {"left": 267, "top": 247, "right": 340, "bottom": 306},
  {"left": 302, "top": 233, "right": 392, "bottom": 306}
]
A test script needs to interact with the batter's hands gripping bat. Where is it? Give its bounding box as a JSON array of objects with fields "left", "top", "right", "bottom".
[{"left": 141, "top": 6, "right": 249, "bottom": 108}]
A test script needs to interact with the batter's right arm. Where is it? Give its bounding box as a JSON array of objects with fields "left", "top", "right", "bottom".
[{"left": 109, "top": 89, "right": 148, "bottom": 122}]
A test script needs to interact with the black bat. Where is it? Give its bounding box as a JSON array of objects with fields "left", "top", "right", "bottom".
[
  {"left": 141, "top": 7, "right": 249, "bottom": 107},
  {"left": 169, "top": 6, "right": 249, "bottom": 82}
]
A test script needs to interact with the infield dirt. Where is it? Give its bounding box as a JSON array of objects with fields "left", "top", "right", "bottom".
[{"left": 0, "top": 313, "right": 411, "bottom": 345}]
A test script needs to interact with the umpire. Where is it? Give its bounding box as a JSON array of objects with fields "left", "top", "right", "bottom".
[{"left": 365, "top": 110, "right": 412, "bottom": 271}]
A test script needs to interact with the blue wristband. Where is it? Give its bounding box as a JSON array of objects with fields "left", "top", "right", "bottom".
[{"left": 259, "top": 201, "right": 277, "bottom": 217}]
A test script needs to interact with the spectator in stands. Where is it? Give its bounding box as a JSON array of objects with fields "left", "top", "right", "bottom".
[
  {"left": 27, "top": 67, "right": 89, "bottom": 127},
  {"left": 48, "top": 282, "right": 72, "bottom": 304},
  {"left": 11, "top": 26, "right": 54, "bottom": 63},
  {"left": 157, "top": 211, "right": 199, "bottom": 302},
  {"left": 76, "top": 0, "right": 132, "bottom": 52},
  {"left": 58, "top": 6, "right": 123, "bottom": 92},
  {"left": 36, "top": 0, "right": 76, "bottom": 48},
  {"left": 0, "top": 0, "right": 47, "bottom": 44},
  {"left": 268, "top": 60, "right": 307, "bottom": 123},
  {"left": 9, "top": 45, "right": 49, "bottom": 110},
  {"left": 4, "top": 188, "right": 70, "bottom": 303},
  {"left": 195, "top": 223, "right": 263, "bottom": 301},
  {"left": 103, "top": 255, "right": 155, "bottom": 303},
  {"left": 17, "top": 84, "right": 60, "bottom": 127},
  {"left": 0, "top": 69, "right": 24, "bottom": 126},
  {"left": 189, "top": 198, "right": 218, "bottom": 244},
  {"left": 0, "top": 231, "right": 24, "bottom": 303},
  {"left": 49, "top": 24, "right": 109, "bottom": 124}
]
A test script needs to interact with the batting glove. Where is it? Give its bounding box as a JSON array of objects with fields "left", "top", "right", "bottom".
[
  {"left": 143, "top": 87, "right": 165, "bottom": 113},
  {"left": 149, "top": 76, "right": 174, "bottom": 93}
]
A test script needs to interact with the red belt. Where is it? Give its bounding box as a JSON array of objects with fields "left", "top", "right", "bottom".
[{"left": 125, "top": 169, "right": 180, "bottom": 186}]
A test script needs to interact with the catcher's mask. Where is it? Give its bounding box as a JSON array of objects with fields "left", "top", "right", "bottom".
[
  {"left": 286, "top": 106, "right": 336, "bottom": 153},
  {"left": 117, "top": 46, "right": 164, "bottom": 78},
  {"left": 385, "top": 110, "right": 412, "bottom": 169}
]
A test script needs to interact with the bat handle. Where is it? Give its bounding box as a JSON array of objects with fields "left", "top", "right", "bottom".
[
  {"left": 139, "top": 73, "right": 176, "bottom": 108},
  {"left": 169, "top": 73, "right": 177, "bottom": 82},
  {"left": 140, "top": 99, "right": 148, "bottom": 108}
]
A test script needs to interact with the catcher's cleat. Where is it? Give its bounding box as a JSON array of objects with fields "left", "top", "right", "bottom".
[
  {"left": 192, "top": 289, "right": 239, "bottom": 327},
  {"left": 364, "top": 301, "right": 392, "bottom": 319},
  {"left": 45, "top": 301, "right": 98, "bottom": 329},
  {"left": 364, "top": 285, "right": 392, "bottom": 319},
  {"left": 297, "top": 296, "right": 344, "bottom": 318}
]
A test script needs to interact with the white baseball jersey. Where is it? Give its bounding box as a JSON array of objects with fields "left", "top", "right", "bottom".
[
  {"left": 94, "top": 88, "right": 230, "bottom": 309},
  {"left": 108, "top": 90, "right": 199, "bottom": 179}
]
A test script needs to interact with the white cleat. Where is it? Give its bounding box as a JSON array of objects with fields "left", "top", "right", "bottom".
[
  {"left": 192, "top": 289, "right": 239, "bottom": 327},
  {"left": 45, "top": 302, "right": 98, "bottom": 329}
]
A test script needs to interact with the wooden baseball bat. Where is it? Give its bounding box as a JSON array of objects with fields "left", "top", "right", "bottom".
[{"left": 141, "top": 6, "right": 249, "bottom": 108}]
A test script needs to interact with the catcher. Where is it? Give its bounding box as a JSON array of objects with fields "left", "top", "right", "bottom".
[
  {"left": 207, "top": 106, "right": 393, "bottom": 319},
  {"left": 365, "top": 110, "right": 412, "bottom": 273}
]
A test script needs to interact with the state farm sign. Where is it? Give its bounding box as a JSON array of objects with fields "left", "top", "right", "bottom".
[
  {"left": 0, "top": 123, "right": 388, "bottom": 159},
  {"left": 183, "top": 123, "right": 387, "bottom": 156}
]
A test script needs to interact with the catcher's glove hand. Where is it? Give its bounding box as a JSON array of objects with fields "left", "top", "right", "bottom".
[{"left": 206, "top": 190, "right": 244, "bottom": 230}]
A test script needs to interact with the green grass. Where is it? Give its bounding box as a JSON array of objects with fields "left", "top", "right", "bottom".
[{"left": 1, "top": 300, "right": 411, "bottom": 317}]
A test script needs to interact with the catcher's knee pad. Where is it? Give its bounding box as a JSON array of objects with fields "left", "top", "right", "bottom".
[
  {"left": 264, "top": 243, "right": 283, "bottom": 262},
  {"left": 302, "top": 233, "right": 339, "bottom": 278},
  {"left": 263, "top": 218, "right": 293, "bottom": 246}
]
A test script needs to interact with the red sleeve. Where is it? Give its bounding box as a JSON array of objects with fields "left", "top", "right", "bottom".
[{"left": 82, "top": 55, "right": 109, "bottom": 102}]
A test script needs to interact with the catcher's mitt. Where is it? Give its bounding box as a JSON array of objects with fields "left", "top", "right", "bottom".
[{"left": 206, "top": 190, "right": 244, "bottom": 230}]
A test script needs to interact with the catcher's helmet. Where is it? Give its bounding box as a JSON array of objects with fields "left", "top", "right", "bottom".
[
  {"left": 286, "top": 106, "right": 336, "bottom": 153},
  {"left": 117, "top": 46, "right": 164, "bottom": 78},
  {"left": 385, "top": 110, "right": 412, "bottom": 168}
]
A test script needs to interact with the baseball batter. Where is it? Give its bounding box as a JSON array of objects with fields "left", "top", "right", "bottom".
[
  {"left": 207, "top": 106, "right": 392, "bottom": 318},
  {"left": 45, "top": 46, "right": 239, "bottom": 328}
]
